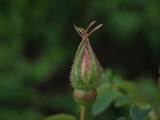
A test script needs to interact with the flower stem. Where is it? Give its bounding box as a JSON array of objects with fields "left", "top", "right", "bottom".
[{"left": 80, "top": 105, "right": 92, "bottom": 120}]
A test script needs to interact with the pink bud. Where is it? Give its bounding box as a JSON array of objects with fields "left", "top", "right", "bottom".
[
  {"left": 70, "top": 21, "right": 103, "bottom": 89},
  {"left": 81, "top": 47, "right": 91, "bottom": 82}
]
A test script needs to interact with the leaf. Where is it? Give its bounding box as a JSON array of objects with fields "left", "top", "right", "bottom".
[
  {"left": 114, "top": 95, "right": 130, "bottom": 107},
  {"left": 117, "top": 117, "right": 127, "bottom": 120},
  {"left": 92, "top": 83, "right": 119, "bottom": 116},
  {"left": 44, "top": 114, "right": 76, "bottom": 120},
  {"left": 113, "top": 79, "right": 147, "bottom": 107},
  {"left": 130, "top": 105, "right": 151, "bottom": 120}
]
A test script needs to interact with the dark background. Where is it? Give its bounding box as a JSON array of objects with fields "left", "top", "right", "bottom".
[{"left": 0, "top": 0, "right": 160, "bottom": 120}]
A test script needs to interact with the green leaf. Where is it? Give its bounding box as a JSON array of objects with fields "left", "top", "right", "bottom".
[
  {"left": 130, "top": 105, "right": 151, "bottom": 120},
  {"left": 92, "top": 83, "right": 119, "bottom": 116},
  {"left": 44, "top": 114, "right": 76, "bottom": 120},
  {"left": 117, "top": 117, "right": 127, "bottom": 120}
]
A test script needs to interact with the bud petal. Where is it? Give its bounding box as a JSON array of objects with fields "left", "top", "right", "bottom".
[{"left": 81, "top": 47, "right": 91, "bottom": 82}]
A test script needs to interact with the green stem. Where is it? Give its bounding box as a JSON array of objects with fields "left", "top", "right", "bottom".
[{"left": 80, "top": 105, "right": 92, "bottom": 120}]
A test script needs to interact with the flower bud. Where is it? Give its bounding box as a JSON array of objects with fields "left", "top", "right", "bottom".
[{"left": 70, "top": 21, "right": 103, "bottom": 90}]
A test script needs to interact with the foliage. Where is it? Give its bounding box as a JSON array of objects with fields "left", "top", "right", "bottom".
[
  {"left": 117, "top": 105, "right": 151, "bottom": 120},
  {"left": 129, "top": 105, "right": 151, "bottom": 120},
  {"left": 92, "top": 70, "right": 160, "bottom": 119}
]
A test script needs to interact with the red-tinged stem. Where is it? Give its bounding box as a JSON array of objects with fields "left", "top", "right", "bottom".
[{"left": 80, "top": 105, "right": 92, "bottom": 120}]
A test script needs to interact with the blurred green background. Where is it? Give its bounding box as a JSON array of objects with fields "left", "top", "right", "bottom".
[{"left": 0, "top": 0, "right": 160, "bottom": 120}]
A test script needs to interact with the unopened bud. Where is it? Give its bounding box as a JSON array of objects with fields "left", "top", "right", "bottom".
[{"left": 70, "top": 21, "right": 103, "bottom": 90}]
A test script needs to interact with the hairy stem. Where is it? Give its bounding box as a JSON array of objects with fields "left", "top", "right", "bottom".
[{"left": 80, "top": 105, "right": 92, "bottom": 120}]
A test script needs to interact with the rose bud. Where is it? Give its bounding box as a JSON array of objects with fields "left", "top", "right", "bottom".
[{"left": 70, "top": 21, "right": 103, "bottom": 90}]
